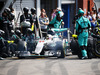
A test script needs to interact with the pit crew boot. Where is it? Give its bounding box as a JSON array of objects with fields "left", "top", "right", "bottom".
[
  {"left": 81, "top": 50, "right": 88, "bottom": 59},
  {"left": 0, "top": 57, "right": 4, "bottom": 60}
]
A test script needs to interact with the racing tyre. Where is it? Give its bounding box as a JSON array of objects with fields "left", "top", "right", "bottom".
[
  {"left": 56, "top": 42, "right": 65, "bottom": 58},
  {"left": 70, "top": 38, "right": 79, "bottom": 55},
  {"left": 93, "top": 43, "right": 100, "bottom": 58},
  {"left": 70, "top": 39, "right": 82, "bottom": 59},
  {"left": 87, "top": 36, "right": 94, "bottom": 59},
  {"left": 77, "top": 50, "right": 82, "bottom": 59},
  {"left": 40, "top": 49, "right": 45, "bottom": 55},
  {"left": 18, "top": 56, "right": 25, "bottom": 59},
  {"left": 55, "top": 41, "right": 65, "bottom": 58},
  {"left": 87, "top": 49, "right": 92, "bottom": 59},
  {"left": 57, "top": 49, "right": 65, "bottom": 58},
  {"left": 1, "top": 53, "right": 8, "bottom": 58}
]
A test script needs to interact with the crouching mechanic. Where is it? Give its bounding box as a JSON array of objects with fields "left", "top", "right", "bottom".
[
  {"left": 0, "top": 30, "right": 5, "bottom": 60},
  {"left": 9, "top": 30, "right": 21, "bottom": 56},
  {"left": 25, "top": 28, "right": 35, "bottom": 42},
  {"left": 75, "top": 8, "right": 91, "bottom": 59},
  {"left": 25, "top": 28, "right": 35, "bottom": 53},
  {"left": 49, "top": 11, "right": 64, "bottom": 37},
  {"left": 20, "top": 7, "right": 34, "bottom": 36}
]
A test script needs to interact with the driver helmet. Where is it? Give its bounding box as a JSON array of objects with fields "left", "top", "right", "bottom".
[{"left": 47, "top": 30, "right": 55, "bottom": 35}]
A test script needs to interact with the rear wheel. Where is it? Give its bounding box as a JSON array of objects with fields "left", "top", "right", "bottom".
[
  {"left": 77, "top": 50, "right": 82, "bottom": 59},
  {"left": 87, "top": 37, "right": 94, "bottom": 59},
  {"left": 18, "top": 56, "right": 25, "bottom": 59},
  {"left": 70, "top": 39, "right": 79, "bottom": 55},
  {"left": 40, "top": 49, "right": 45, "bottom": 55},
  {"left": 93, "top": 43, "right": 100, "bottom": 58}
]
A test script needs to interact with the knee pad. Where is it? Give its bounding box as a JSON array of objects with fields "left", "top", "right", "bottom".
[
  {"left": 80, "top": 46, "right": 84, "bottom": 50},
  {"left": 84, "top": 46, "right": 87, "bottom": 50}
]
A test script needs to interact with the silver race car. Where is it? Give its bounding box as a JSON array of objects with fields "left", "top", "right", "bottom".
[{"left": 17, "top": 28, "right": 68, "bottom": 58}]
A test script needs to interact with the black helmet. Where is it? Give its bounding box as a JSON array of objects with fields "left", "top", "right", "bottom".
[
  {"left": 0, "top": 30, "right": 5, "bottom": 36},
  {"left": 4, "top": 8, "right": 11, "bottom": 14},
  {"left": 94, "top": 28, "right": 99, "bottom": 34},
  {"left": 47, "top": 30, "right": 55, "bottom": 35},
  {"left": 15, "top": 30, "right": 22, "bottom": 38},
  {"left": 15, "top": 30, "right": 21, "bottom": 34},
  {"left": 31, "top": 8, "right": 36, "bottom": 14},
  {"left": 11, "top": 30, "right": 15, "bottom": 34},
  {"left": 27, "top": 28, "right": 32, "bottom": 34},
  {"left": 23, "top": 7, "right": 29, "bottom": 13}
]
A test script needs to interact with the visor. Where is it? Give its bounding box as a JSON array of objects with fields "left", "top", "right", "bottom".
[{"left": 59, "top": 11, "right": 64, "bottom": 17}]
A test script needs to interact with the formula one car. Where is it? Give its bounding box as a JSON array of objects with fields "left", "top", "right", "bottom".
[{"left": 17, "top": 28, "right": 68, "bottom": 58}]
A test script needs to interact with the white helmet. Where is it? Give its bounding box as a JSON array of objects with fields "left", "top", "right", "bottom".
[{"left": 58, "top": 11, "right": 64, "bottom": 18}]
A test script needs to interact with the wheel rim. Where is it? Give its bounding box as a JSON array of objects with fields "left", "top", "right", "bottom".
[
  {"left": 57, "top": 50, "right": 61, "bottom": 57},
  {"left": 96, "top": 44, "right": 100, "bottom": 55}
]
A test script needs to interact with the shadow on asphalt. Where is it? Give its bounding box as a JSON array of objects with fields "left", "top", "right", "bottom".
[{"left": 2, "top": 54, "right": 99, "bottom": 60}]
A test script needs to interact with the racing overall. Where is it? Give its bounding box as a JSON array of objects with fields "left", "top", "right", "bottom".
[
  {"left": 76, "top": 16, "right": 91, "bottom": 58},
  {"left": 9, "top": 33, "right": 21, "bottom": 56},
  {"left": 11, "top": 34, "right": 20, "bottom": 44},
  {"left": 0, "top": 36, "right": 5, "bottom": 55},
  {"left": 32, "top": 14, "right": 41, "bottom": 38},
  {"left": 25, "top": 33, "right": 35, "bottom": 53},
  {"left": 32, "top": 14, "right": 38, "bottom": 29},
  {"left": 0, "top": 36, "right": 8, "bottom": 58},
  {"left": 20, "top": 14, "right": 33, "bottom": 35}
]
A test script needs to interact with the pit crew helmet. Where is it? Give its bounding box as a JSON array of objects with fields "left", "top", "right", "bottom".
[
  {"left": 23, "top": 7, "right": 29, "bottom": 13},
  {"left": 57, "top": 11, "right": 64, "bottom": 18},
  {"left": 27, "top": 28, "right": 32, "bottom": 34},
  {"left": 15, "top": 29, "right": 21, "bottom": 34},
  {"left": 31, "top": 8, "right": 36, "bottom": 14},
  {"left": 0, "top": 30, "right": 5, "bottom": 36},
  {"left": 4, "top": 8, "right": 11, "bottom": 14},
  {"left": 78, "top": 8, "right": 84, "bottom": 15},
  {"left": 11, "top": 30, "right": 15, "bottom": 34}
]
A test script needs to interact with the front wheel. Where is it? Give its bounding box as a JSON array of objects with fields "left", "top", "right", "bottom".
[
  {"left": 57, "top": 49, "right": 65, "bottom": 58},
  {"left": 55, "top": 41, "right": 65, "bottom": 58}
]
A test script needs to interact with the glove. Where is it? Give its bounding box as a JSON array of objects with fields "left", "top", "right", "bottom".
[
  {"left": 72, "top": 34, "right": 78, "bottom": 39},
  {"left": 91, "top": 33, "right": 93, "bottom": 36},
  {"left": 7, "top": 40, "right": 14, "bottom": 43}
]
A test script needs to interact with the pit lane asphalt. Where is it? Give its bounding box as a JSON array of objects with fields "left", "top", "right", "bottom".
[{"left": 0, "top": 55, "right": 100, "bottom": 75}]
